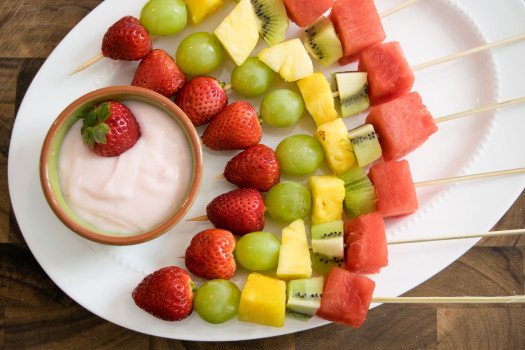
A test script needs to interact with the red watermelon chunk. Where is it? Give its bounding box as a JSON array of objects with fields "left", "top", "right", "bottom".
[
  {"left": 344, "top": 212, "right": 388, "bottom": 274},
  {"left": 316, "top": 267, "right": 375, "bottom": 328},
  {"left": 329, "top": 0, "right": 385, "bottom": 65},
  {"left": 358, "top": 41, "right": 415, "bottom": 106},
  {"left": 368, "top": 160, "right": 418, "bottom": 218},
  {"left": 365, "top": 91, "right": 438, "bottom": 161},
  {"left": 283, "top": 0, "right": 334, "bottom": 28}
]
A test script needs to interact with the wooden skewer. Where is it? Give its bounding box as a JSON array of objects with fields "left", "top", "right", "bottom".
[
  {"left": 387, "top": 228, "right": 525, "bottom": 245},
  {"left": 70, "top": 52, "right": 104, "bottom": 75},
  {"left": 411, "top": 32, "right": 525, "bottom": 71},
  {"left": 434, "top": 96, "right": 525, "bottom": 123},
  {"left": 373, "top": 295, "right": 525, "bottom": 304},
  {"left": 187, "top": 215, "right": 208, "bottom": 222},
  {"left": 414, "top": 167, "right": 525, "bottom": 188},
  {"left": 379, "top": 0, "right": 421, "bottom": 18}
]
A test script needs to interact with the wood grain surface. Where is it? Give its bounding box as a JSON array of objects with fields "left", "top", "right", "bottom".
[{"left": 1, "top": 1, "right": 524, "bottom": 349}]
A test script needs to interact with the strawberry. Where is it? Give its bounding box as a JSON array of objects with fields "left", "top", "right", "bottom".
[
  {"left": 132, "top": 49, "right": 186, "bottom": 98},
  {"left": 201, "top": 101, "right": 262, "bottom": 150},
  {"left": 224, "top": 144, "right": 280, "bottom": 192},
  {"left": 101, "top": 16, "right": 152, "bottom": 61},
  {"left": 80, "top": 101, "right": 141, "bottom": 157},
  {"left": 185, "top": 229, "right": 236, "bottom": 280},
  {"left": 174, "top": 76, "right": 228, "bottom": 127},
  {"left": 132, "top": 266, "right": 195, "bottom": 321},
  {"left": 206, "top": 188, "right": 265, "bottom": 236}
]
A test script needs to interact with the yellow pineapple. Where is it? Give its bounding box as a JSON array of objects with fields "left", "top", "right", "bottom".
[
  {"left": 297, "top": 72, "right": 339, "bottom": 126},
  {"left": 276, "top": 219, "right": 312, "bottom": 280},
  {"left": 238, "top": 273, "right": 286, "bottom": 327},
  {"left": 315, "top": 118, "right": 356, "bottom": 175},
  {"left": 309, "top": 175, "right": 345, "bottom": 225},
  {"left": 257, "top": 38, "right": 313, "bottom": 82},
  {"left": 213, "top": 0, "right": 259, "bottom": 66},
  {"left": 186, "top": 0, "right": 225, "bottom": 25}
]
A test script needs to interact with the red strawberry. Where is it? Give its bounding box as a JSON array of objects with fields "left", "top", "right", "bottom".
[
  {"left": 132, "top": 266, "right": 195, "bottom": 321},
  {"left": 185, "top": 229, "right": 236, "bottom": 280},
  {"left": 224, "top": 144, "right": 280, "bottom": 192},
  {"left": 201, "top": 101, "right": 262, "bottom": 150},
  {"left": 206, "top": 188, "right": 265, "bottom": 236},
  {"left": 101, "top": 16, "right": 152, "bottom": 61},
  {"left": 174, "top": 76, "right": 228, "bottom": 127},
  {"left": 132, "top": 49, "right": 186, "bottom": 98},
  {"left": 80, "top": 101, "right": 141, "bottom": 157}
]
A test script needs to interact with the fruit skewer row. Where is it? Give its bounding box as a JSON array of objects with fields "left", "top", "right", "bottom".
[
  {"left": 343, "top": 159, "right": 525, "bottom": 219},
  {"left": 313, "top": 91, "right": 525, "bottom": 181},
  {"left": 304, "top": 32, "right": 525, "bottom": 126},
  {"left": 70, "top": 0, "right": 418, "bottom": 74}
]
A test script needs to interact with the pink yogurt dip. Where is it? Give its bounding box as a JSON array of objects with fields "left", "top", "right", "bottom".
[{"left": 58, "top": 100, "right": 192, "bottom": 235}]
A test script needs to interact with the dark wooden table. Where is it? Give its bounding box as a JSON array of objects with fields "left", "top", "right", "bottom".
[{"left": 1, "top": 1, "right": 524, "bottom": 349}]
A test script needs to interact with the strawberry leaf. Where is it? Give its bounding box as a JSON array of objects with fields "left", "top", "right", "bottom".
[{"left": 79, "top": 102, "right": 112, "bottom": 148}]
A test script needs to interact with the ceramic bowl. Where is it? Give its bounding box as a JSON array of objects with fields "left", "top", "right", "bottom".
[{"left": 40, "top": 86, "right": 203, "bottom": 245}]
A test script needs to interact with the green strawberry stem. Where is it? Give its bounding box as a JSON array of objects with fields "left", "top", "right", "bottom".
[{"left": 80, "top": 102, "right": 111, "bottom": 148}]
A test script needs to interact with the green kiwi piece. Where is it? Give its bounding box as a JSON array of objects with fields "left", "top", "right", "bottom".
[
  {"left": 338, "top": 167, "right": 377, "bottom": 220},
  {"left": 344, "top": 186, "right": 377, "bottom": 220},
  {"left": 335, "top": 71, "right": 370, "bottom": 117},
  {"left": 347, "top": 124, "right": 382, "bottom": 167},
  {"left": 339, "top": 166, "right": 370, "bottom": 190},
  {"left": 251, "top": 0, "right": 289, "bottom": 46},
  {"left": 311, "top": 220, "right": 345, "bottom": 258},
  {"left": 286, "top": 276, "right": 324, "bottom": 319},
  {"left": 304, "top": 16, "right": 343, "bottom": 66},
  {"left": 310, "top": 249, "right": 345, "bottom": 276}
]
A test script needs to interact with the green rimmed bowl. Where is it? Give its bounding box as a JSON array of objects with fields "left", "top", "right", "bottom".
[{"left": 39, "top": 86, "right": 203, "bottom": 245}]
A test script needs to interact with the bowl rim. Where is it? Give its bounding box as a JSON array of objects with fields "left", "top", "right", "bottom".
[{"left": 39, "top": 85, "right": 204, "bottom": 245}]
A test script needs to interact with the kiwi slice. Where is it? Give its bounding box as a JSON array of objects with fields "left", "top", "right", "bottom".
[
  {"left": 310, "top": 249, "right": 344, "bottom": 276},
  {"left": 347, "top": 124, "right": 382, "bottom": 167},
  {"left": 311, "top": 220, "right": 345, "bottom": 258},
  {"left": 334, "top": 71, "right": 370, "bottom": 117},
  {"left": 286, "top": 276, "right": 324, "bottom": 319},
  {"left": 304, "top": 16, "right": 343, "bottom": 66},
  {"left": 251, "top": 0, "right": 289, "bottom": 46},
  {"left": 338, "top": 166, "right": 377, "bottom": 220}
]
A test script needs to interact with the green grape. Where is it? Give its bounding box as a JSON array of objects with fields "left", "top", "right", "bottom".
[
  {"left": 265, "top": 181, "right": 312, "bottom": 223},
  {"left": 194, "top": 279, "right": 241, "bottom": 324},
  {"left": 261, "top": 89, "right": 305, "bottom": 127},
  {"left": 275, "top": 135, "right": 324, "bottom": 176},
  {"left": 176, "top": 32, "right": 224, "bottom": 76},
  {"left": 231, "top": 57, "right": 274, "bottom": 97},
  {"left": 234, "top": 231, "right": 280, "bottom": 271},
  {"left": 140, "top": 0, "right": 187, "bottom": 36}
]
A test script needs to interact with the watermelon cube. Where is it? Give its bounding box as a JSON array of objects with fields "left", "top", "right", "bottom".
[
  {"left": 282, "top": 0, "right": 334, "bottom": 28},
  {"left": 316, "top": 267, "right": 375, "bottom": 328},
  {"left": 358, "top": 41, "right": 415, "bottom": 106},
  {"left": 344, "top": 212, "right": 388, "bottom": 274},
  {"left": 365, "top": 91, "right": 438, "bottom": 161},
  {"left": 368, "top": 160, "right": 418, "bottom": 218},
  {"left": 329, "top": 0, "right": 385, "bottom": 65}
]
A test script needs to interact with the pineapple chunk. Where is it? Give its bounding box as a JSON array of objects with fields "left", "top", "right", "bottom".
[
  {"left": 315, "top": 118, "right": 356, "bottom": 175},
  {"left": 186, "top": 0, "right": 225, "bottom": 26},
  {"left": 297, "top": 72, "right": 339, "bottom": 126},
  {"left": 277, "top": 219, "right": 312, "bottom": 280},
  {"left": 257, "top": 39, "right": 313, "bottom": 82},
  {"left": 238, "top": 273, "right": 286, "bottom": 327},
  {"left": 310, "top": 175, "right": 345, "bottom": 225},
  {"left": 214, "top": 0, "right": 259, "bottom": 66}
]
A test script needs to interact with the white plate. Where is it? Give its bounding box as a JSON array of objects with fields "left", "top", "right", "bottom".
[{"left": 8, "top": 0, "right": 525, "bottom": 342}]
